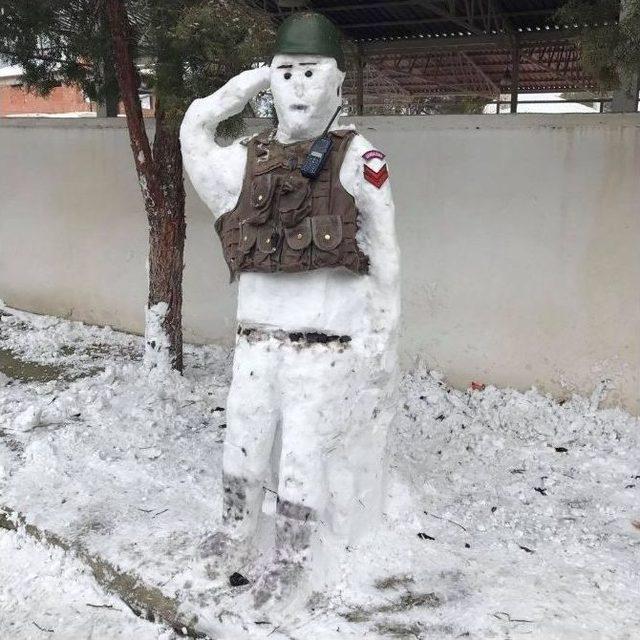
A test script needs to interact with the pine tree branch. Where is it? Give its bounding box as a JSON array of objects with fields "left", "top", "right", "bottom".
[{"left": 0, "top": 47, "right": 86, "bottom": 68}]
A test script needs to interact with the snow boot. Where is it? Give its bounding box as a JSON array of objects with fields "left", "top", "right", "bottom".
[
  {"left": 199, "top": 474, "right": 260, "bottom": 581},
  {"left": 252, "top": 500, "right": 315, "bottom": 608}
]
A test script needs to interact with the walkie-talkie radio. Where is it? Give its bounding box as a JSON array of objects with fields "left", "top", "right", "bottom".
[{"left": 300, "top": 106, "right": 343, "bottom": 180}]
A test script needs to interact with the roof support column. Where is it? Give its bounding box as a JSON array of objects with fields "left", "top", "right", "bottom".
[
  {"left": 611, "top": 0, "right": 639, "bottom": 112},
  {"left": 510, "top": 37, "right": 520, "bottom": 114},
  {"left": 356, "top": 45, "right": 365, "bottom": 116}
]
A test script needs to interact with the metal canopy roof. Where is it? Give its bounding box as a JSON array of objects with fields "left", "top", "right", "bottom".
[{"left": 250, "top": 1, "right": 609, "bottom": 109}]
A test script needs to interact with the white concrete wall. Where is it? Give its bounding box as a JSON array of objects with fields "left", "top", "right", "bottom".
[{"left": 0, "top": 115, "right": 638, "bottom": 411}]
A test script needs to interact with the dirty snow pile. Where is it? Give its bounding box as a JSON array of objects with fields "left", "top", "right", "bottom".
[{"left": 1, "top": 306, "right": 639, "bottom": 640}]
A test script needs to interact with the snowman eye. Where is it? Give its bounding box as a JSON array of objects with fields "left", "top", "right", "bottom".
[
  {"left": 305, "top": 70, "right": 313, "bottom": 78},
  {"left": 284, "top": 72, "right": 292, "bottom": 80}
]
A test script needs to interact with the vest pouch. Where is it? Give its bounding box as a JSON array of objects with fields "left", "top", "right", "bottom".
[
  {"left": 312, "top": 215, "right": 342, "bottom": 251},
  {"left": 278, "top": 177, "right": 311, "bottom": 228},
  {"left": 215, "top": 211, "right": 241, "bottom": 280},
  {"left": 239, "top": 221, "right": 257, "bottom": 254},
  {"left": 311, "top": 215, "right": 343, "bottom": 269},
  {"left": 256, "top": 225, "right": 279, "bottom": 254},
  {"left": 247, "top": 174, "right": 277, "bottom": 225},
  {"left": 281, "top": 218, "right": 312, "bottom": 272},
  {"left": 284, "top": 217, "right": 312, "bottom": 250}
]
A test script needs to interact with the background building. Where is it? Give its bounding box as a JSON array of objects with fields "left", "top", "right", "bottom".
[{"left": 0, "top": 65, "right": 154, "bottom": 118}]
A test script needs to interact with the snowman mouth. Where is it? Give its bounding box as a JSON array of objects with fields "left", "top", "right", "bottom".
[{"left": 290, "top": 104, "right": 309, "bottom": 111}]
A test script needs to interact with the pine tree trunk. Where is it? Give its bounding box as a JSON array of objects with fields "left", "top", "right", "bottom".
[
  {"left": 105, "top": 0, "right": 185, "bottom": 371},
  {"left": 148, "top": 111, "right": 185, "bottom": 372}
]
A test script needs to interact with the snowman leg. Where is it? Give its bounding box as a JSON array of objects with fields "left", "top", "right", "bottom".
[
  {"left": 325, "top": 382, "right": 394, "bottom": 539},
  {"left": 276, "top": 341, "right": 395, "bottom": 548},
  {"left": 252, "top": 341, "right": 359, "bottom": 605},
  {"left": 252, "top": 396, "right": 321, "bottom": 606},
  {"left": 202, "top": 335, "right": 280, "bottom": 562}
]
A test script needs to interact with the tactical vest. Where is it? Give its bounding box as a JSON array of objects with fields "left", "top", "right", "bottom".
[{"left": 214, "top": 129, "right": 369, "bottom": 281}]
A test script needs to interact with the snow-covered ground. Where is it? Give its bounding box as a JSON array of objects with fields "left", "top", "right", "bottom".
[
  {"left": 0, "top": 527, "right": 174, "bottom": 639},
  {"left": 1, "top": 305, "right": 639, "bottom": 639}
]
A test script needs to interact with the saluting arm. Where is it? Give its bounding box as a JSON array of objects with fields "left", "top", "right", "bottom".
[{"left": 180, "top": 66, "right": 271, "bottom": 218}]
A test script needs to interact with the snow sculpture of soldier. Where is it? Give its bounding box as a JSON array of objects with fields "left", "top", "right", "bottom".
[{"left": 181, "top": 12, "right": 400, "bottom": 602}]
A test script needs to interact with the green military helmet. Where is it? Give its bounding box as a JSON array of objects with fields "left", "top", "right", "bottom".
[{"left": 274, "top": 12, "right": 345, "bottom": 71}]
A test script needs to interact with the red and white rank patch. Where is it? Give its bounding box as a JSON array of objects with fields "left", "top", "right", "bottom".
[
  {"left": 364, "top": 163, "right": 389, "bottom": 189},
  {"left": 362, "top": 149, "right": 386, "bottom": 162}
]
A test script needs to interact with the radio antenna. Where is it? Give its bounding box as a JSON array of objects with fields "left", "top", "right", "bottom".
[{"left": 322, "top": 106, "right": 343, "bottom": 137}]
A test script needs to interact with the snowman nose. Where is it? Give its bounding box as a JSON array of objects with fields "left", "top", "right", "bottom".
[{"left": 294, "top": 79, "right": 306, "bottom": 98}]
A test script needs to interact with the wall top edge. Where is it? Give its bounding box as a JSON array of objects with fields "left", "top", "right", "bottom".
[{"left": 1, "top": 113, "right": 639, "bottom": 132}]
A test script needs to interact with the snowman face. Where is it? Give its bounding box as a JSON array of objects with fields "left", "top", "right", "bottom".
[{"left": 271, "top": 54, "right": 345, "bottom": 141}]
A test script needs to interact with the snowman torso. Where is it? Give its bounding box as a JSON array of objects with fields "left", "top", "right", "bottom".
[{"left": 214, "top": 128, "right": 389, "bottom": 339}]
